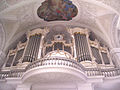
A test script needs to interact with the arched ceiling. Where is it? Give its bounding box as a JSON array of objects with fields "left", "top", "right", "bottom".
[{"left": 0, "top": 0, "right": 120, "bottom": 51}]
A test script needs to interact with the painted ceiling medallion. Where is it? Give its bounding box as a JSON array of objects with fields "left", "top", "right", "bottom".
[{"left": 37, "top": 0, "right": 78, "bottom": 21}]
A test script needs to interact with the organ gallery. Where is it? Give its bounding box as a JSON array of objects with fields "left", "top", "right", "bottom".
[{"left": 4, "top": 26, "right": 113, "bottom": 69}]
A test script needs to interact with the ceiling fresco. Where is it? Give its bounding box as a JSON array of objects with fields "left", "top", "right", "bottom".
[{"left": 37, "top": 0, "right": 78, "bottom": 21}]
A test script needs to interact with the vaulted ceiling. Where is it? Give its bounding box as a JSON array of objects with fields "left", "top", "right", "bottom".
[{"left": 0, "top": 0, "right": 120, "bottom": 52}]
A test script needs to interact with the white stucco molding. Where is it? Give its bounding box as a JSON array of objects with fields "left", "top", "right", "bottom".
[
  {"left": 0, "top": 50, "right": 6, "bottom": 68},
  {"left": 0, "top": 23, "right": 6, "bottom": 68},
  {"left": 110, "top": 48, "right": 120, "bottom": 66},
  {"left": 0, "top": 23, "right": 5, "bottom": 51},
  {"left": 110, "top": 48, "right": 120, "bottom": 54}
]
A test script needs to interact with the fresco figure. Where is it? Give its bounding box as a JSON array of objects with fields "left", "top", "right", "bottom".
[{"left": 37, "top": 0, "right": 78, "bottom": 21}]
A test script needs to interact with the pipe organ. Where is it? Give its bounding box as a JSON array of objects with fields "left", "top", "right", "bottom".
[{"left": 4, "top": 27, "right": 114, "bottom": 69}]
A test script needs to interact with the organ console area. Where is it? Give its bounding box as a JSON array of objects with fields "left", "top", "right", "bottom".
[{"left": 3, "top": 27, "right": 115, "bottom": 70}]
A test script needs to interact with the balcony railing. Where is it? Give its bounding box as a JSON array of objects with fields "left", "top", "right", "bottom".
[
  {"left": 85, "top": 68, "right": 120, "bottom": 77},
  {"left": 26, "top": 58, "right": 84, "bottom": 71},
  {"left": 0, "top": 58, "right": 120, "bottom": 79}
]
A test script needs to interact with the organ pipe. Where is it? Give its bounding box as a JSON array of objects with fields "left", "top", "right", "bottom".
[
  {"left": 45, "top": 46, "right": 53, "bottom": 55},
  {"left": 64, "top": 46, "right": 71, "bottom": 54},
  {"left": 44, "top": 41, "right": 72, "bottom": 57},
  {"left": 54, "top": 42, "right": 63, "bottom": 50},
  {"left": 23, "top": 34, "right": 42, "bottom": 62},
  {"left": 23, "top": 36, "right": 32, "bottom": 62},
  {"left": 91, "top": 46, "right": 102, "bottom": 64},
  {"left": 74, "top": 33, "right": 91, "bottom": 62},
  {"left": 101, "top": 52, "right": 110, "bottom": 64},
  {"left": 13, "top": 49, "right": 24, "bottom": 66},
  {"left": 6, "top": 55, "right": 15, "bottom": 67},
  {"left": 34, "top": 35, "right": 41, "bottom": 60}
]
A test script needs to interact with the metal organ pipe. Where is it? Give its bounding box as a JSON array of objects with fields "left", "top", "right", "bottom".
[
  {"left": 74, "top": 33, "right": 91, "bottom": 62},
  {"left": 82, "top": 35, "right": 86, "bottom": 60},
  {"left": 91, "top": 47, "right": 102, "bottom": 64},
  {"left": 101, "top": 52, "right": 110, "bottom": 64},
  {"left": 83, "top": 35, "right": 87, "bottom": 59},
  {"left": 83, "top": 35, "right": 91, "bottom": 60},
  {"left": 23, "top": 34, "right": 42, "bottom": 62},
  {"left": 6, "top": 54, "right": 15, "bottom": 67},
  {"left": 80, "top": 35, "right": 84, "bottom": 61},
  {"left": 78, "top": 33, "right": 82, "bottom": 61},
  {"left": 34, "top": 35, "right": 41, "bottom": 60},
  {"left": 33, "top": 35, "right": 38, "bottom": 60},
  {"left": 32, "top": 34, "right": 41, "bottom": 62},
  {"left": 64, "top": 46, "right": 71, "bottom": 54},
  {"left": 74, "top": 34, "right": 78, "bottom": 60},
  {"left": 74, "top": 33, "right": 81, "bottom": 62},
  {"left": 79, "top": 34, "right": 82, "bottom": 60},
  {"left": 13, "top": 49, "right": 24, "bottom": 66},
  {"left": 29, "top": 36, "right": 35, "bottom": 62},
  {"left": 30, "top": 35, "right": 38, "bottom": 62},
  {"left": 23, "top": 36, "right": 32, "bottom": 62}
]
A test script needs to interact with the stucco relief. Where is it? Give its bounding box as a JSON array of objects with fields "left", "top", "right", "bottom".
[
  {"left": 96, "top": 0, "right": 120, "bottom": 13},
  {"left": 75, "top": 1, "right": 97, "bottom": 29}
]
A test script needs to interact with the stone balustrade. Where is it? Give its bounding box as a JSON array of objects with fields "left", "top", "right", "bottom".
[
  {"left": 0, "top": 69, "right": 25, "bottom": 79},
  {"left": 0, "top": 58, "right": 120, "bottom": 79},
  {"left": 26, "top": 58, "right": 84, "bottom": 72}
]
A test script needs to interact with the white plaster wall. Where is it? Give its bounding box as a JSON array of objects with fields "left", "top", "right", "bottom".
[
  {"left": 32, "top": 83, "right": 77, "bottom": 90},
  {"left": 32, "top": 88, "right": 76, "bottom": 90},
  {"left": 0, "top": 82, "right": 16, "bottom": 90}
]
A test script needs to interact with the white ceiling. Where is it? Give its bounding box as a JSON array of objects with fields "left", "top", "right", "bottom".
[{"left": 0, "top": 0, "right": 119, "bottom": 51}]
